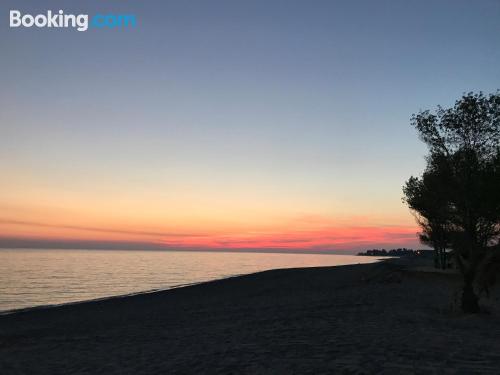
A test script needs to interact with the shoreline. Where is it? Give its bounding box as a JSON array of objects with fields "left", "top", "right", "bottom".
[
  {"left": 0, "top": 275, "right": 246, "bottom": 317},
  {"left": 2, "top": 259, "right": 500, "bottom": 374},
  {"left": 0, "top": 261, "right": 382, "bottom": 316},
  {"left": 0, "top": 252, "right": 380, "bottom": 315}
]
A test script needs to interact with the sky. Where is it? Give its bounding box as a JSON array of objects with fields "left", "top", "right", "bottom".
[{"left": 1, "top": 0, "right": 499, "bottom": 252}]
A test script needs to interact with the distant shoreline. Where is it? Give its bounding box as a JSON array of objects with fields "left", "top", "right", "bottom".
[{"left": 0, "top": 247, "right": 364, "bottom": 255}]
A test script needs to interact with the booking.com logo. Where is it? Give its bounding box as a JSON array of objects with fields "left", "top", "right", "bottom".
[{"left": 9, "top": 10, "right": 136, "bottom": 31}]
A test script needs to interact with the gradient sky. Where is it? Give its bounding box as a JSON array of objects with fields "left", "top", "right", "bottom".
[{"left": 1, "top": 0, "right": 499, "bottom": 252}]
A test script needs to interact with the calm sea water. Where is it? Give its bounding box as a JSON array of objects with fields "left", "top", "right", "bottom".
[{"left": 0, "top": 249, "right": 378, "bottom": 312}]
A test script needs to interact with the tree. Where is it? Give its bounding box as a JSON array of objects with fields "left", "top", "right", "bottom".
[
  {"left": 403, "top": 156, "right": 452, "bottom": 269},
  {"left": 403, "top": 92, "right": 500, "bottom": 313}
]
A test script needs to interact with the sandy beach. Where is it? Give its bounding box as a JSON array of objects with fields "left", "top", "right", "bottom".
[{"left": 1, "top": 258, "right": 500, "bottom": 374}]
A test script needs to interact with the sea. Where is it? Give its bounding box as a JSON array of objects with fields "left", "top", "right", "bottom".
[{"left": 0, "top": 249, "right": 378, "bottom": 312}]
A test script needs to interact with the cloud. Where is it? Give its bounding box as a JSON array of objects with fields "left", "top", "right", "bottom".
[
  {"left": 159, "top": 224, "right": 420, "bottom": 250},
  {"left": 0, "top": 219, "right": 204, "bottom": 238},
  {"left": 0, "top": 217, "right": 421, "bottom": 252},
  {"left": 0, "top": 236, "right": 169, "bottom": 250}
]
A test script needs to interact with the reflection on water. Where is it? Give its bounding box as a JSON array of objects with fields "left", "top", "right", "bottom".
[{"left": 0, "top": 249, "right": 378, "bottom": 312}]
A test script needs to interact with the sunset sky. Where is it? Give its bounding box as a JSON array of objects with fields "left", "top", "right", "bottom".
[{"left": 1, "top": 0, "right": 499, "bottom": 252}]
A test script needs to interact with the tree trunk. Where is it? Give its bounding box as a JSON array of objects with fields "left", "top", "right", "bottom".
[
  {"left": 441, "top": 250, "right": 447, "bottom": 270},
  {"left": 461, "top": 281, "right": 479, "bottom": 313},
  {"left": 434, "top": 248, "right": 440, "bottom": 269}
]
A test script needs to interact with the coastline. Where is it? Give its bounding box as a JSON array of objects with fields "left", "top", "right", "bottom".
[
  {"left": 0, "top": 250, "right": 378, "bottom": 313},
  {"left": 0, "top": 277, "right": 240, "bottom": 317},
  {"left": 1, "top": 259, "right": 500, "bottom": 374},
  {"left": 0, "top": 256, "right": 383, "bottom": 316}
]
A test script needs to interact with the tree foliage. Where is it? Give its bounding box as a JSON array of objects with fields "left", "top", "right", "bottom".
[{"left": 403, "top": 92, "right": 500, "bottom": 313}]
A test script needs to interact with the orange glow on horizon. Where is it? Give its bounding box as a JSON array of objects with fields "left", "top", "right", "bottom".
[
  {"left": 0, "top": 214, "right": 420, "bottom": 251},
  {"left": 0, "top": 186, "right": 421, "bottom": 251}
]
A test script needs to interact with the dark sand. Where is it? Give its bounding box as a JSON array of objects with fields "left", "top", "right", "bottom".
[{"left": 1, "top": 259, "right": 500, "bottom": 374}]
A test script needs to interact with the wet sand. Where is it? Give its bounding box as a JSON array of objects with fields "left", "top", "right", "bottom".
[{"left": 1, "top": 259, "right": 500, "bottom": 374}]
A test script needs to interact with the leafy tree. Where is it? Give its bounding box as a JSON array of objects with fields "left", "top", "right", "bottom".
[
  {"left": 403, "top": 92, "right": 500, "bottom": 313},
  {"left": 403, "top": 155, "right": 452, "bottom": 269}
]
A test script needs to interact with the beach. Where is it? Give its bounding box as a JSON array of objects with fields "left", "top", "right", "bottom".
[{"left": 1, "top": 259, "right": 500, "bottom": 374}]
